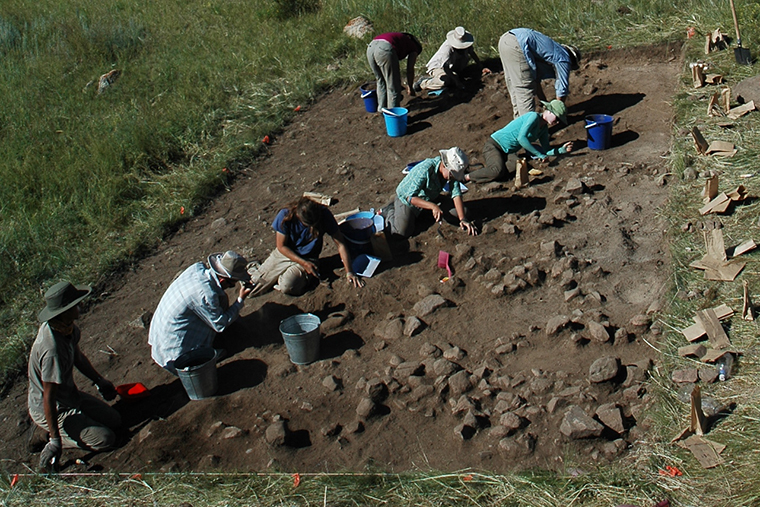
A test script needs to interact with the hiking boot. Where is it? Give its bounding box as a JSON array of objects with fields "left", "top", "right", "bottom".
[{"left": 412, "top": 77, "right": 425, "bottom": 93}]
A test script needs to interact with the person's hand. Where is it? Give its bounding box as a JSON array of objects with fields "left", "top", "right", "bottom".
[
  {"left": 238, "top": 282, "right": 253, "bottom": 301},
  {"left": 347, "top": 272, "right": 365, "bottom": 288},
  {"left": 406, "top": 84, "right": 415, "bottom": 97},
  {"left": 95, "top": 378, "right": 117, "bottom": 401},
  {"left": 39, "top": 437, "right": 62, "bottom": 471},
  {"left": 481, "top": 67, "right": 491, "bottom": 76},
  {"left": 563, "top": 141, "right": 574, "bottom": 153},
  {"left": 301, "top": 260, "right": 320, "bottom": 278},
  {"left": 431, "top": 205, "right": 443, "bottom": 223},
  {"left": 460, "top": 219, "right": 478, "bottom": 236}
]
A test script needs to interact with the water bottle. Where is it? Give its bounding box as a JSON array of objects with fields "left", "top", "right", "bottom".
[
  {"left": 718, "top": 362, "right": 727, "bottom": 382},
  {"left": 716, "top": 353, "right": 733, "bottom": 381}
]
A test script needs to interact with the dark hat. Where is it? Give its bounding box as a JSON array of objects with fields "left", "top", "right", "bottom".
[
  {"left": 208, "top": 251, "right": 251, "bottom": 281},
  {"left": 38, "top": 281, "right": 91, "bottom": 322}
]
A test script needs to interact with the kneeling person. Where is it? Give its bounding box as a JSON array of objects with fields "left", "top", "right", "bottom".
[
  {"left": 384, "top": 146, "right": 478, "bottom": 237},
  {"left": 29, "top": 281, "right": 122, "bottom": 471}
]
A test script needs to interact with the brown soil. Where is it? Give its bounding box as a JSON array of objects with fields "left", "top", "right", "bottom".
[{"left": 1, "top": 43, "right": 681, "bottom": 473}]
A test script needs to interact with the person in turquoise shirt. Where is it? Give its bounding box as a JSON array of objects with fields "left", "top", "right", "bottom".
[
  {"left": 466, "top": 99, "right": 574, "bottom": 183},
  {"left": 383, "top": 147, "right": 478, "bottom": 237}
]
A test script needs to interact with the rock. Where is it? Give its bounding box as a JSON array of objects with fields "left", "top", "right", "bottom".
[
  {"left": 211, "top": 217, "right": 227, "bottom": 229},
  {"left": 366, "top": 378, "right": 389, "bottom": 402},
  {"left": 589, "top": 356, "right": 620, "bottom": 383},
  {"left": 672, "top": 368, "right": 699, "bottom": 383},
  {"left": 501, "top": 223, "right": 518, "bottom": 235},
  {"left": 586, "top": 320, "right": 610, "bottom": 342},
  {"left": 321, "top": 423, "right": 342, "bottom": 437},
  {"left": 419, "top": 342, "right": 442, "bottom": 358},
  {"left": 198, "top": 454, "right": 221, "bottom": 469},
  {"left": 128, "top": 311, "right": 152, "bottom": 329},
  {"left": 443, "top": 346, "right": 466, "bottom": 361},
  {"left": 628, "top": 314, "right": 650, "bottom": 333},
  {"left": 409, "top": 384, "right": 434, "bottom": 402},
  {"left": 546, "top": 315, "right": 570, "bottom": 336},
  {"left": 683, "top": 167, "right": 698, "bottom": 181},
  {"left": 221, "top": 426, "right": 245, "bottom": 439},
  {"left": 356, "top": 397, "right": 377, "bottom": 418},
  {"left": 343, "top": 16, "right": 373, "bottom": 39},
  {"left": 564, "top": 287, "right": 581, "bottom": 301},
  {"left": 393, "top": 361, "right": 424, "bottom": 381},
  {"left": 499, "top": 412, "right": 523, "bottom": 433},
  {"left": 699, "top": 368, "right": 719, "bottom": 384},
  {"left": 529, "top": 378, "right": 553, "bottom": 394},
  {"left": 322, "top": 375, "right": 342, "bottom": 391},
  {"left": 345, "top": 420, "right": 364, "bottom": 434},
  {"left": 595, "top": 403, "right": 624, "bottom": 434},
  {"left": 614, "top": 327, "right": 629, "bottom": 343},
  {"left": 404, "top": 316, "right": 423, "bottom": 336},
  {"left": 207, "top": 420, "right": 224, "bottom": 438},
  {"left": 413, "top": 294, "right": 448, "bottom": 317},
  {"left": 547, "top": 397, "right": 564, "bottom": 414},
  {"left": 433, "top": 358, "right": 460, "bottom": 376},
  {"left": 566, "top": 178, "right": 584, "bottom": 195},
  {"left": 265, "top": 421, "right": 288, "bottom": 446},
  {"left": 374, "top": 318, "right": 404, "bottom": 340},
  {"left": 374, "top": 340, "right": 387, "bottom": 351},
  {"left": 560, "top": 405, "right": 604, "bottom": 439},
  {"left": 389, "top": 354, "right": 404, "bottom": 367},
  {"left": 452, "top": 395, "right": 477, "bottom": 416},
  {"left": 448, "top": 370, "right": 473, "bottom": 396},
  {"left": 540, "top": 240, "right": 559, "bottom": 256},
  {"left": 321, "top": 311, "right": 350, "bottom": 332},
  {"left": 454, "top": 423, "right": 477, "bottom": 440}
]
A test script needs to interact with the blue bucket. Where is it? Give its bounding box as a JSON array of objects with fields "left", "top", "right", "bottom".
[
  {"left": 360, "top": 84, "right": 377, "bottom": 113},
  {"left": 585, "top": 114, "right": 614, "bottom": 150},
  {"left": 383, "top": 107, "right": 408, "bottom": 137}
]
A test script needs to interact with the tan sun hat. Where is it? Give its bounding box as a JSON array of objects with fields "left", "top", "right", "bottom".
[
  {"left": 208, "top": 250, "right": 251, "bottom": 281},
  {"left": 439, "top": 147, "right": 469, "bottom": 181},
  {"left": 38, "top": 281, "right": 91, "bottom": 322},
  {"left": 446, "top": 27, "right": 474, "bottom": 49}
]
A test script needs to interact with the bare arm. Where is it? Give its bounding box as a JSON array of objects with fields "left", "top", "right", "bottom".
[
  {"left": 406, "top": 52, "right": 419, "bottom": 96},
  {"left": 330, "top": 230, "right": 365, "bottom": 288},
  {"left": 453, "top": 195, "right": 478, "bottom": 236},
  {"left": 74, "top": 346, "right": 116, "bottom": 400},
  {"left": 409, "top": 196, "right": 442, "bottom": 222},
  {"left": 275, "top": 231, "right": 319, "bottom": 277},
  {"left": 42, "top": 382, "right": 60, "bottom": 440}
]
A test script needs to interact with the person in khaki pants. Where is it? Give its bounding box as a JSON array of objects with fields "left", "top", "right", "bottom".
[
  {"left": 28, "top": 281, "right": 122, "bottom": 471},
  {"left": 248, "top": 196, "right": 365, "bottom": 296}
]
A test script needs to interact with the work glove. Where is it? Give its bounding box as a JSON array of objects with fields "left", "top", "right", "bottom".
[
  {"left": 39, "top": 437, "right": 62, "bottom": 472},
  {"left": 95, "top": 378, "right": 117, "bottom": 401}
]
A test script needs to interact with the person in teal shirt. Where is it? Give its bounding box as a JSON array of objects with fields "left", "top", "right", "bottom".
[
  {"left": 465, "top": 99, "right": 574, "bottom": 183},
  {"left": 384, "top": 147, "right": 478, "bottom": 237}
]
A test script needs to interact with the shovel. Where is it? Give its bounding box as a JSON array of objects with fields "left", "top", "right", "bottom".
[{"left": 729, "top": 0, "right": 752, "bottom": 65}]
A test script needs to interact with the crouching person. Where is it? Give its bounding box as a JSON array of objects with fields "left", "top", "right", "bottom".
[
  {"left": 384, "top": 146, "right": 478, "bottom": 237},
  {"left": 149, "top": 251, "right": 253, "bottom": 375},
  {"left": 28, "top": 282, "right": 122, "bottom": 471}
]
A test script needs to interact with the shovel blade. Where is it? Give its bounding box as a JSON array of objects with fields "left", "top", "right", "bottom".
[{"left": 735, "top": 47, "right": 752, "bottom": 65}]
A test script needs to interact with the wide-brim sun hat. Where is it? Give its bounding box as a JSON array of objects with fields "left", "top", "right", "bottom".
[
  {"left": 541, "top": 99, "right": 568, "bottom": 124},
  {"left": 439, "top": 147, "right": 469, "bottom": 182},
  {"left": 38, "top": 281, "right": 91, "bottom": 322},
  {"left": 447, "top": 27, "right": 474, "bottom": 49},
  {"left": 208, "top": 250, "right": 251, "bottom": 281}
]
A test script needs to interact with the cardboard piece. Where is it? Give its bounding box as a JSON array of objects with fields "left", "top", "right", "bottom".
[
  {"left": 705, "top": 29, "right": 729, "bottom": 54},
  {"left": 728, "top": 239, "right": 757, "bottom": 258},
  {"left": 303, "top": 192, "right": 332, "bottom": 206},
  {"left": 699, "top": 193, "right": 731, "bottom": 215},
  {"left": 691, "top": 62, "right": 706, "bottom": 88},
  {"left": 705, "top": 140, "right": 737, "bottom": 157},
  {"left": 694, "top": 308, "right": 731, "bottom": 349},
  {"left": 704, "top": 226, "right": 727, "bottom": 261},
  {"left": 514, "top": 158, "right": 529, "bottom": 189},
  {"left": 707, "top": 91, "right": 723, "bottom": 117},
  {"left": 680, "top": 304, "right": 734, "bottom": 342},
  {"left": 691, "top": 126, "right": 709, "bottom": 154},
  {"left": 727, "top": 100, "right": 755, "bottom": 119},
  {"left": 726, "top": 185, "right": 748, "bottom": 201},
  {"left": 681, "top": 435, "right": 726, "bottom": 468},
  {"left": 703, "top": 260, "right": 745, "bottom": 282},
  {"left": 702, "top": 174, "right": 719, "bottom": 202},
  {"left": 705, "top": 74, "right": 724, "bottom": 85},
  {"left": 702, "top": 348, "right": 738, "bottom": 363},
  {"left": 721, "top": 87, "right": 731, "bottom": 113},
  {"left": 743, "top": 280, "right": 754, "bottom": 321},
  {"left": 678, "top": 343, "right": 707, "bottom": 358}
]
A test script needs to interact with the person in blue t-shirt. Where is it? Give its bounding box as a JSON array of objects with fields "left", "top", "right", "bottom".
[{"left": 248, "top": 197, "right": 365, "bottom": 296}]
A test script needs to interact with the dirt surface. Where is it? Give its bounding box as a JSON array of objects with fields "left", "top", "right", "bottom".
[{"left": 1, "top": 43, "right": 681, "bottom": 473}]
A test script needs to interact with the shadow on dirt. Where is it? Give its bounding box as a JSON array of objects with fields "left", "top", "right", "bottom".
[
  {"left": 217, "top": 359, "right": 267, "bottom": 395},
  {"left": 223, "top": 302, "right": 305, "bottom": 352},
  {"left": 465, "top": 195, "right": 547, "bottom": 222}
]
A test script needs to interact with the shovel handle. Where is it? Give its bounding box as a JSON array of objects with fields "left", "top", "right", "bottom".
[{"left": 729, "top": 0, "right": 742, "bottom": 44}]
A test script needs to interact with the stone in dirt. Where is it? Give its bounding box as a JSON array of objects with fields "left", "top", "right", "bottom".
[
  {"left": 586, "top": 320, "right": 610, "bottom": 342},
  {"left": 221, "top": 426, "right": 245, "bottom": 439},
  {"left": 443, "top": 345, "right": 466, "bottom": 361},
  {"left": 560, "top": 405, "right": 604, "bottom": 439},
  {"left": 366, "top": 378, "right": 389, "bottom": 402},
  {"left": 419, "top": 342, "right": 442, "bottom": 358},
  {"left": 393, "top": 362, "right": 424, "bottom": 382},
  {"left": 433, "top": 358, "right": 460, "bottom": 376},
  {"left": 322, "top": 375, "right": 341, "bottom": 391},
  {"left": 546, "top": 315, "right": 570, "bottom": 336},
  {"left": 589, "top": 356, "right": 620, "bottom": 383},
  {"left": 499, "top": 412, "right": 523, "bottom": 433},
  {"left": 404, "top": 316, "right": 423, "bottom": 336},
  {"left": 452, "top": 395, "right": 477, "bottom": 416},
  {"left": 265, "top": 420, "right": 288, "bottom": 446},
  {"left": 356, "top": 397, "right": 377, "bottom": 419},
  {"left": 448, "top": 370, "right": 473, "bottom": 396},
  {"left": 374, "top": 318, "right": 404, "bottom": 340},
  {"left": 413, "top": 294, "right": 448, "bottom": 317},
  {"left": 595, "top": 403, "right": 625, "bottom": 434}
]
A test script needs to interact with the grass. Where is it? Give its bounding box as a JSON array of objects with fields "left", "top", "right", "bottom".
[{"left": 3, "top": 0, "right": 760, "bottom": 504}]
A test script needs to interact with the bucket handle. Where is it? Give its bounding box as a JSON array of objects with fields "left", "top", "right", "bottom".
[
  {"left": 381, "top": 108, "right": 402, "bottom": 117},
  {"left": 361, "top": 91, "right": 374, "bottom": 99},
  {"left": 584, "top": 122, "right": 598, "bottom": 129}
]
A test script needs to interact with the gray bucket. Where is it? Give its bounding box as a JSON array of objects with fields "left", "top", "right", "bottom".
[
  {"left": 279, "top": 313, "right": 321, "bottom": 364},
  {"left": 174, "top": 347, "right": 218, "bottom": 400}
]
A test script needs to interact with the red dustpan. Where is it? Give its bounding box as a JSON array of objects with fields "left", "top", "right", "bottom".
[
  {"left": 116, "top": 382, "right": 150, "bottom": 401},
  {"left": 437, "top": 250, "right": 452, "bottom": 279}
]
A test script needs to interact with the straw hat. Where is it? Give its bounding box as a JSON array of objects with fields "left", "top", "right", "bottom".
[
  {"left": 38, "top": 281, "right": 91, "bottom": 322},
  {"left": 446, "top": 27, "right": 474, "bottom": 49},
  {"left": 208, "top": 251, "right": 251, "bottom": 281}
]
